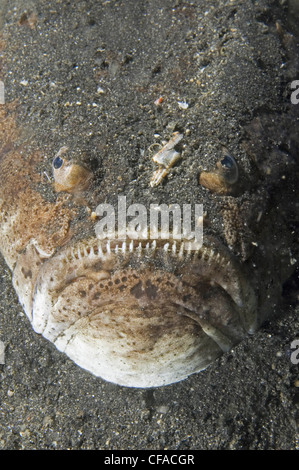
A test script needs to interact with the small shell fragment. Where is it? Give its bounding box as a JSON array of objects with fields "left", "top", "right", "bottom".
[
  {"left": 177, "top": 101, "right": 189, "bottom": 110},
  {"left": 154, "top": 96, "right": 163, "bottom": 106},
  {"left": 150, "top": 132, "right": 183, "bottom": 187}
]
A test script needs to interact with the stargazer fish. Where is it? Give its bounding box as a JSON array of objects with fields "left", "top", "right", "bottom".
[{"left": 0, "top": 1, "right": 298, "bottom": 387}]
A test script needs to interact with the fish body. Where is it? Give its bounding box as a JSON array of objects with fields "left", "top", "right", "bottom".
[{"left": 0, "top": 1, "right": 298, "bottom": 387}]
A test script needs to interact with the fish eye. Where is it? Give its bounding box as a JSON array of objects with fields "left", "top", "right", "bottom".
[
  {"left": 52, "top": 156, "right": 64, "bottom": 170},
  {"left": 218, "top": 154, "right": 238, "bottom": 184},
  {"left": 220, "top": 155, "right": 234, "bottom": 169}
]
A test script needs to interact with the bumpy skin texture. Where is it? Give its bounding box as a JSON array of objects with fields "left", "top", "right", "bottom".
[{"left": 0, "top": 0, "right": 298, "bottom": 387}]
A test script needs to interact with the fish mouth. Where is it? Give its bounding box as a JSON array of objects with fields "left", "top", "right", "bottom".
[{"left": 28, "top": 237, "right": 257, "bottom": 388}]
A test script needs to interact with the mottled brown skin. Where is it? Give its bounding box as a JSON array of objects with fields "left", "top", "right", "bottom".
[
  {"left": 199, "top": 171, "right": 232, "bottom": 195},
  {"left": 0, "top": 104, "right": 75, "bottom": 269}
]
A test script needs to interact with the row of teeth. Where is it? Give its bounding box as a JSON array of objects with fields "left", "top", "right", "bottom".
[{"left": 64, "top": 239, "right": 231, "bottom": 267}]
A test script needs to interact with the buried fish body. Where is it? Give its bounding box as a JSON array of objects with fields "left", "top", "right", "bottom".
[{"left": 0, "top": 1, "right": 298, "bottom": 387}]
